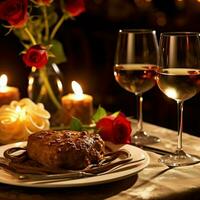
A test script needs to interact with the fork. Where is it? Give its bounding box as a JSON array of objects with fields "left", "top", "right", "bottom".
[
  {"left": 0, "top": 157, "right": 145, "bottom": 182},
  {"left": 19, "top": 157, "right": 145, "bottom": 181}
]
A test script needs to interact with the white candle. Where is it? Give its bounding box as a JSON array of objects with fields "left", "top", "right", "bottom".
[
  {"left": 61, "top": 81, "right": 93, "bottom": 125},
  {"left": 0, "top": 74, "right": 20, "bottom": 106}
]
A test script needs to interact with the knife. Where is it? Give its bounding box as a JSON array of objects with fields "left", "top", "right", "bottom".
[
  {"left": 131, "top": 144, "right": 174, "bottom": 155},
  {"left": 135, "top": 145, "right": 200, "bottom": 160}
]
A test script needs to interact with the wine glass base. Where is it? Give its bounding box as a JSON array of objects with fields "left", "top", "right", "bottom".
[
  {"left": 159, "top": 150, "right": 200, "bottom": 167},
  {"left": 132, "top": 130, "right": 160, "bottom": 146}
]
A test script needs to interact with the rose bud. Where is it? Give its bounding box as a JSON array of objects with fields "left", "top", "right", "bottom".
[
  {"left": 0, "top": 0, "right": 28, "bottom": 28},
  {"left": 22, "top": 45, "right": 48, "bottom": 69},
  {"left": 96, "top": 112, "right": 132, "bottom": 144},
  {"left": 62, "top": 0, "right": 86, "bottom": 17}
]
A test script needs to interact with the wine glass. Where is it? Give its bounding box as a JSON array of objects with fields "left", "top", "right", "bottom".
[
  {"left": 114, "top": 29, "right": 160, "bottom": 145},
  {"left": 157, "top": 32, "right": 200, "bottom": 167}
]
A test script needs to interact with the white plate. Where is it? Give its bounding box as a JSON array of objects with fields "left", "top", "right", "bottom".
[{"left": 0, "top": 142, "right": 150, "bottom": 188}]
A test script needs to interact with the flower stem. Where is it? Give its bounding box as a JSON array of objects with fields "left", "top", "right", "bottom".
[
  {"left": 39, "top": 68, "right": 61, "bottom": 110},
  {"left": 42, "top": 6, "right": 49, "bottom": 42},
  {"left": 24, "top": 27, "right": 37, "bottom": 45},
  {"left": 24, "top": 16, "right": 62, "bottom": 112},
  {"left": 50, "top": 14, "right": 67, "bottom": 40}
]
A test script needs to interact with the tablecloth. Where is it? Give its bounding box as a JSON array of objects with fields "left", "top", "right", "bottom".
[{"left": 0, "top": 121, "right": 200, "bottom": 200}]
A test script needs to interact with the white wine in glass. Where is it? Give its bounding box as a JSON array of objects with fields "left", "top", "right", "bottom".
[
  {"left": 157, "top": 32, "right": 200, "bottom": 167},
  {"left": 114, "top": 29, "right": 160, "bottom": 146}
]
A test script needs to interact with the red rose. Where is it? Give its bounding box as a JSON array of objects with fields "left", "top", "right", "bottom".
[
  {"left": 112, "top": 113, "right": 132, "bottom": 144},
  {"left": 63, "top": 0, "right": 85, "bottom": 17},
  {"left": 96, "top": 112, "right": 132, "bottom": 144},
  {"left": 34, "top": 0, "right": 53, "bottom": 6},
  {"left": 96, "top": 116, "right": 114, "bottom": 142},
  {"left": 22, "top": 45, "right": 48, "bottom": 69},
  {"left": 0, "top": 0, "right": 28, "bottom": 28}
]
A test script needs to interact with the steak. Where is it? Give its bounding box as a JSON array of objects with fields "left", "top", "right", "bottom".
[{"left": 27, "top": 130, "right": 105, "bottom": 170}]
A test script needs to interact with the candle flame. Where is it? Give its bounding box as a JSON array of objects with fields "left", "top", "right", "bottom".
[
  {"left": 71, "top": 81, "right": 83, "bottom": 100},
  {"left": 0, "top": 74, "right": 8, "bottom": 92}
]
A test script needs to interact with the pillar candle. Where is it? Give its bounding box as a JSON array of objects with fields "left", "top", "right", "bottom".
[
  {"left": 0, "top": 74, "right": 20, "bottom": 106},
  {"left": 61, "top": 81, "right": 93, "bottom": 125}
]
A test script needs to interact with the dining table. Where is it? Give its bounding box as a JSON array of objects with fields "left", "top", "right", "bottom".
[{"left": 0, "top": 120, "right": 200, "bottom": 200}]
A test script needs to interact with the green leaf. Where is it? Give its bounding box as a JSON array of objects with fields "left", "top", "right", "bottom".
[
  {"left": 92, "top": 105, "right": 107, "bottom": 123},
  {"left": 111, "top": 111, "right": 120, "bottom": 117},
  {"left": 50, "top": 39, "right": 67, "bottom": 64},
  {"left": 69, "top": 117, "right": 83, "bottom": 131}
]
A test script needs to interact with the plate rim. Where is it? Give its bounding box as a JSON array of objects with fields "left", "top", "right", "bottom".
[{"left": 0, "top": 141, "right": 150, "bottom": 188}]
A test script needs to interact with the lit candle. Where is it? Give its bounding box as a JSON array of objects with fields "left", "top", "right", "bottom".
[
  {"left": 0, "top": 74, "right": 20, "bottom": 106},
  {"left": 61, "top": 81, "right": 93, "bottom": 125}
]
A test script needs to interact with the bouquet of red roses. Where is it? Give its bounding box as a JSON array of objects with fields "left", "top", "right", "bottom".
[
  {"left": 0, "top": 0, "right": 86, "bottom": 66},
  {"left": 0, "top": 0, "right": 86, "bottom": 111}
]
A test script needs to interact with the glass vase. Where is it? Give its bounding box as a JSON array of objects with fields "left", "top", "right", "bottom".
[{"left": 28, "top": 62, "right": 64, "bottom": 126}]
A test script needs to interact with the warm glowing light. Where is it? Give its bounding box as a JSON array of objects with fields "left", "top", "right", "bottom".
[
  {"left": 32, "top": 67, "right": 37, "bottom": 72},
  {"left": 0, "top": 74, "right": 8, "bottom": 92},
  {"left": 165, "top": 88, "right": 177, "bottom": 99},
  {"left": 0, "top": 98, "right": 50, "bottom": 144},
  {"left": 52, "top": 63, "right": 60, "bottom": 74},
  {"left": 15, "top": 106, "right": 26, "bottom": 120},
  {"left": 71, "top": 81, "right": 84, "bottom": 100},
  {"left": 16, "top": 106, "right": 21, "bottom": 113},
  {"left": 28, "top": 76, "right": 34, "bottom": 85},
  {"left": 57, "top": 79, "right": 63, "bottom": 92}
]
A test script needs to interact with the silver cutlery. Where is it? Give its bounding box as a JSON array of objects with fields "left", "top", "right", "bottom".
[
  {"left": 140, "top": 145, "right": 200, "bottom": 161},
  {"left": 140, "top": 145, "right": 174, "bottom": 155},
  {"left": 0, "top": 157, "right": 145, "bottom": 182},
  {"left": 18, "top": 157, "right": 145, "bottom": 181}
]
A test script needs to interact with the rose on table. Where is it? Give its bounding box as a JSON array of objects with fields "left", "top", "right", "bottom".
[
  {"left": 67, "top": 106, "right": 132, "bottom": 145},
  {"left": 96, "top": 112, "right": 132, "bottom": 144}
]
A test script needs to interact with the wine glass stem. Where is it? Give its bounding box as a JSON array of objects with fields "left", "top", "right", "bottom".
[
  {"left": 137, "top": 94, "right": 143, "bottom": 132},
  {"left": 177, "top": 101, "right": 183, "bottom": 151}
]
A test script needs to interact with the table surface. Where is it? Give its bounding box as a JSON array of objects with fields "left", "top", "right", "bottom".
[{"left": 1, "top": 121, "right": 200, "bottom": 200}]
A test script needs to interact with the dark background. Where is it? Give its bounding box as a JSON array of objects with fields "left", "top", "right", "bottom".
[{"left": 0, "top": 0, "right": 200, "bottom": 136}]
